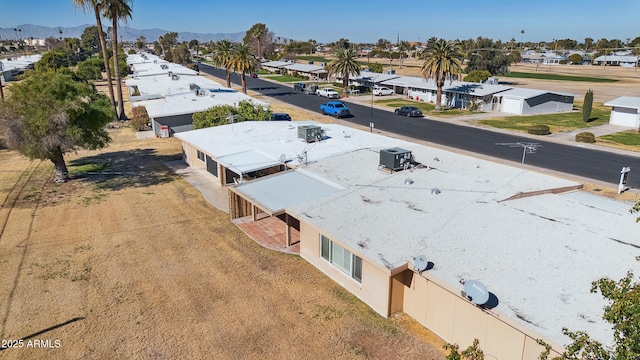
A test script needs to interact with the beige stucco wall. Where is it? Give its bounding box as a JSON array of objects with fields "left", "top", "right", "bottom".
[
  {"left": 297, "top": 216, "right": 564, "bottom": 359},
  {"left": 181, "top": 141, "right": 225, "bottom": 186},
  {"left": 403, "top": 272, "right": 564, "bottom": 359},
  {"left": 298, "top": 221, "right": 392, "bottom": 317}
]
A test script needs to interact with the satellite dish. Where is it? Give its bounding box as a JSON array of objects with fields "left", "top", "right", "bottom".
[
  {"left": 414, "top": 255, "right": 429, "bottom": 274},
  {"left": 279, "top": 153, "right": 286, "bottom": 163},
  {"left": 462, "top": 280, "right": 490, "bottom": 305}
]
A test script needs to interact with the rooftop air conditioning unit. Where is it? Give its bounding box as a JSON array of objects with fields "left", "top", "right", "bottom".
[
  {"left": 297, "top": 125, "right": 323, "bottom": 143},
  {"left": 379, "top": 148, "right": 412, "bottom": 171},
  {"left": 385, "top": 69, "right": 396, "bottom": 75},
  {"left": 171, "top": 74, "right": 179, "bottom": 80},
  {"left": 189, "top": 83, "right": 197, "bottom": 91}
]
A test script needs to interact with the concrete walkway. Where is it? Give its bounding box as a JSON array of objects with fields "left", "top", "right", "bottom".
[{"left": 165, "top": 160, "right": 229, "bottom": 213}]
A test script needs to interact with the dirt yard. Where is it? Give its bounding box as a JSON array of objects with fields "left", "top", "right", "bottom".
[{"left": 0, "top": 128, "right": 447, "bottom": 359}]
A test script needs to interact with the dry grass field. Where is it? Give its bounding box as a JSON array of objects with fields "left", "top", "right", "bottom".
[{"left": 0, "top": 128, "right": 447, "bottom": 359}]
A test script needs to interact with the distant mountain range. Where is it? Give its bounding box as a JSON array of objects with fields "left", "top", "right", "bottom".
[{"left": 0, "top": 24, "right": 244, "bottom": 43}]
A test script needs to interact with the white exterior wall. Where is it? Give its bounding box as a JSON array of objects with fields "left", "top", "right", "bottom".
[
  {"left": 609, "top": 106, "right": 640, "bottom": 128},
  {"left": 502, "top": 97, "right": 522, "bottom": 114}
]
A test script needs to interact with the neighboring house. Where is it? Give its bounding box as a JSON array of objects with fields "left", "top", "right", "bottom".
[
  {"left": 604, "top": 96, "right": 640, "bottom": 128},
  {"left": 592, "top": 54, "right": 639, "bottom": 67},
  {"left": 492, "top": 88, "right": 575, "bottom": 115},
  {"left": 175, "top": 121, "right": 414, "bottom": 186},
  {"left": 175, "top": 121, "right": 640, "bottom": 359},
  {"left": 126, "top": 53, "right": 269, "bottom": 137},
  {"left": 260, "top": 60, "right": 293, "bottom": 73},
  {"left": 0, "top": 54, "right": 42, "bottom": 79},
  {"left": 282, "top": 63, "right": 327, "bottom": 81},
  {"left": 134, "top": 90, "right": 269, "bottom": 136}
]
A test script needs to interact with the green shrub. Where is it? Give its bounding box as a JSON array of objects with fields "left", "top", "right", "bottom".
[
  {"left": 575, "top": 132, "right": 596, "bottom": 143},
  {"left": 528, "top": 124, "right": 550, "bottom": 135},
  {"left": 130, "top": 106, "right": 150, "bottom": 131}
]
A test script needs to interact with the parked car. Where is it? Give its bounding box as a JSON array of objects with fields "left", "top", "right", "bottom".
[
  {"left": 394, "top": 106, "right": 423, "bottom": 117},
  {"left": 271, "top": 113, "right": 292, "bottom": 121},
  {"left": 294, "top": 82, "right": 306, "bottom": 91},
  {"left": 250, "top": 73, "right": 258, "bottom": 78},
  {"left": 304, "top": 85, "right": 318, "bottom": 95},
  {"left": 320, "top": 101, "right": 350, "bottom": 118},
  {"left": 317, "top": 87, "right": 340, "bottom": 99},
  {"left": 373, "top": 86, "right": 394, "bottom": 96}
]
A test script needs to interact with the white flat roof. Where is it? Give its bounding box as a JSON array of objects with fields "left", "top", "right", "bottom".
[
  {"left": 206, "top": 121, "right": 639, "bottom": 348},
  {"left": 499, "top": 88, "right": 575, "bottom": 99},
  {"left": 604, "top": 96, "right": 640, "bottom": 110},
  {"left": 175, "top": 121, "right": 418, "bottom": 167},
  {"left": 126, "top": 75, "right": 228, "bottom": 99},
  {"left": 136, "top": 92, "right": 269, "bottom": 119},
  {"left": 284, "top": 63, "right": 325, "bottom": 73}
]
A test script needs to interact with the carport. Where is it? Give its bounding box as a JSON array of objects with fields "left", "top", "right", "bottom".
[{"left": 228, "top": 170, "right": 344, "bottom": 250}]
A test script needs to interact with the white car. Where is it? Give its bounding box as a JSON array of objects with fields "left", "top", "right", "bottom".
[
  {"left": 373, "top": 86, "right": 394, "bottom": 96},
  {"left": 317, "top": 87, "right": 340, "bottom": 99}
]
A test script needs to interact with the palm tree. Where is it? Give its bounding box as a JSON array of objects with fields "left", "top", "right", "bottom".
[
  {"left": 398, "top": 40, "right": 410, "bottom": 68},
  {"left": 212, "top": 39, "right": 233, "bottom": 88},
  {"left": 325, "top": 47, "right": 361, "bottom": 97},
  {"left": 102, "top": 0, "right": 132, "bottom": 120},
  {"left": 229, "top": 42, "right": 258, "bottom": 94},
  {"left": 420, "top": 39, "right": 463, "bottom": 111},
  {"left": 72, "top": 0, "right": 116, "bottom": 114}
]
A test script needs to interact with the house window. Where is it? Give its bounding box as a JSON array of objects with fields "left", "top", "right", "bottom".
[
  {"left": 197, "top": 150, "right": 205, "bottom": 162},
  {"left": 320, "top": 235, "right": 362, "bottom": 283}
]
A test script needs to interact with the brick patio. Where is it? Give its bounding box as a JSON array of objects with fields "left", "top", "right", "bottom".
[{"left": 232, "top": 216, "right": 300, "bottom": 255}]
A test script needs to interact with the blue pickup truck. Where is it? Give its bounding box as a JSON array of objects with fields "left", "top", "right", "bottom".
[{"left": 320, "top": 101, "right": 351, "bottom": 118}]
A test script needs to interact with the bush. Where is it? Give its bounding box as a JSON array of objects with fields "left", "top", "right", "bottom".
[
  {"left": 575, "top": 132, "right": 596, "bottom": 143},
  {"left": 128, "top": 49, "right": 136, "bottom": 54},
  {"left": 528, "top": 124, "right": 550, "bottom": 135},
  {"left": 130, "top": 106, "right": 150, "bottom": 131},
  {"left": 185, "top": 63, "right": 199, "bottom": 72},
  {"left": 464, "top": 70, "right": 492, "bottom": 83}
]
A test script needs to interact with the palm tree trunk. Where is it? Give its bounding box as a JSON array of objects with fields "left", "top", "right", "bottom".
[
  {"left": 225, "top": 67, "right": 231, "bottom": 88},
  {"left": 241, "top": 73, "right": 247, "bottom": 94},
  {"left": 50, "top": 149, "right": 69, "bottom": 183},
  {"left": 343, "top": 77, "right": 348, "bottom": 97},
  {"left": 436, "top": 84, "right": 443, "bottom": 111},
  {"left": 94, "top": 8, "right": 116, "bottom": 114},
  {"left": 111, "top": 15, "right": 125, "bottom": 120}
]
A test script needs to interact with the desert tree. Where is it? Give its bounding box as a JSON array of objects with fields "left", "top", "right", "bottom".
[
  {"left": 582, "top": 89, "right": 593, "bottom": 123},
  {"left": 0, "top": 70, "right": 114, "bottom": 183},
  {"left": 420, "top": 39, "right": 463, "bottom": 111},
  {"left": 103, "top": 0, "right": 132, "bottom": 120},
  {"left": 212, "top": 39, "right": 233, "bottom": 88},
  {"left": 325, "top": 47, "right": 361, "bottom": 97},
  {"left": 72, "top": 0, "right": 116, "bottom": 113},
  {"left": 244, "top": 23, "right": 268, "bottom": 59},
  {"left": 229, "top": 42, "right": 258, "bottom": 94}
]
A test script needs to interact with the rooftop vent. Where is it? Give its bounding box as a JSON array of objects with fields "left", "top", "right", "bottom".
[
  {"left": 379, "top": 148, "right": 413, "bottom": 171},
  {"left": 297, "top": 125, "right": 323, "bottom": 143},
  {"left": 171, "top": 74, "right": 179, "bottom": 80},
  {"left": 385, "top": 69, "right": 396, "bottom": 75}
]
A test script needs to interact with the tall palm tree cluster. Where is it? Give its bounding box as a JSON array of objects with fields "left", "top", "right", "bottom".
[
  {"left": 210, "top": 40, "right": 258, "bottom": 94},
  {"left": 73, "top": 0, "right": 131, "bottom": 120}
]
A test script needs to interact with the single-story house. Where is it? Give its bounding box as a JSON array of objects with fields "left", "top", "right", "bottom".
[
  {"left": 174, "top": 121, "right": 640, "bottom": 358},
  {"left": 492, "top": 88, "right": 575, "bottom": 115},
  {"left": 593, "top": 54, "right": 639, "bottom": 68},
  {"left": 125, "top": 74, "right": 229, "bottom": 102},
  {"left": 260, "top": 60, "right": 294, "bottom": 73},
  {"left": 604, "top": 96, "right": 640, "bottom": 128},
  {"left": 134, "top": 90, "right": 269, "bottom": 136},
  {"left": 282, "top": 63, "right": 327, "bottom": 81},
  {"left": 175, "top": 121, "right": 416, "bottom": 186}
]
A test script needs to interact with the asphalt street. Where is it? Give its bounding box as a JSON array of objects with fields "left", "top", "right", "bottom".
[{"left": 200, "top": 63, "right": 640, "bottom": 189}]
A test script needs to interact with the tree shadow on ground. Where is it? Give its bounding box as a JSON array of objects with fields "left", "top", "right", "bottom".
[{"left": 68, "top": 148, "right": 183, "bottom": 192}]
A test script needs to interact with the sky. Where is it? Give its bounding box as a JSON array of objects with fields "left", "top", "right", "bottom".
[{"left": 1, "top": 0, "right": 639, "bottom": 44}]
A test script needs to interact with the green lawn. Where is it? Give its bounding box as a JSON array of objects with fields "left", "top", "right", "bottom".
[
  {"left": 475, "top": 101, "right": 610, "bottom": 133},
  {"left": 265, "top": 75, "right": 307, "bottom": 83},
  {"left": 297, "top": 55, "right": 331, "bottom": 63},
  {"left": 599, "top": 131, "right": 640, "bottom": 147},
  {"left": 501, "top": 72, "right": 618, "bottom": 83},
  {"left": 373, "top": 99, "right": 476, "bottom": 117}
]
